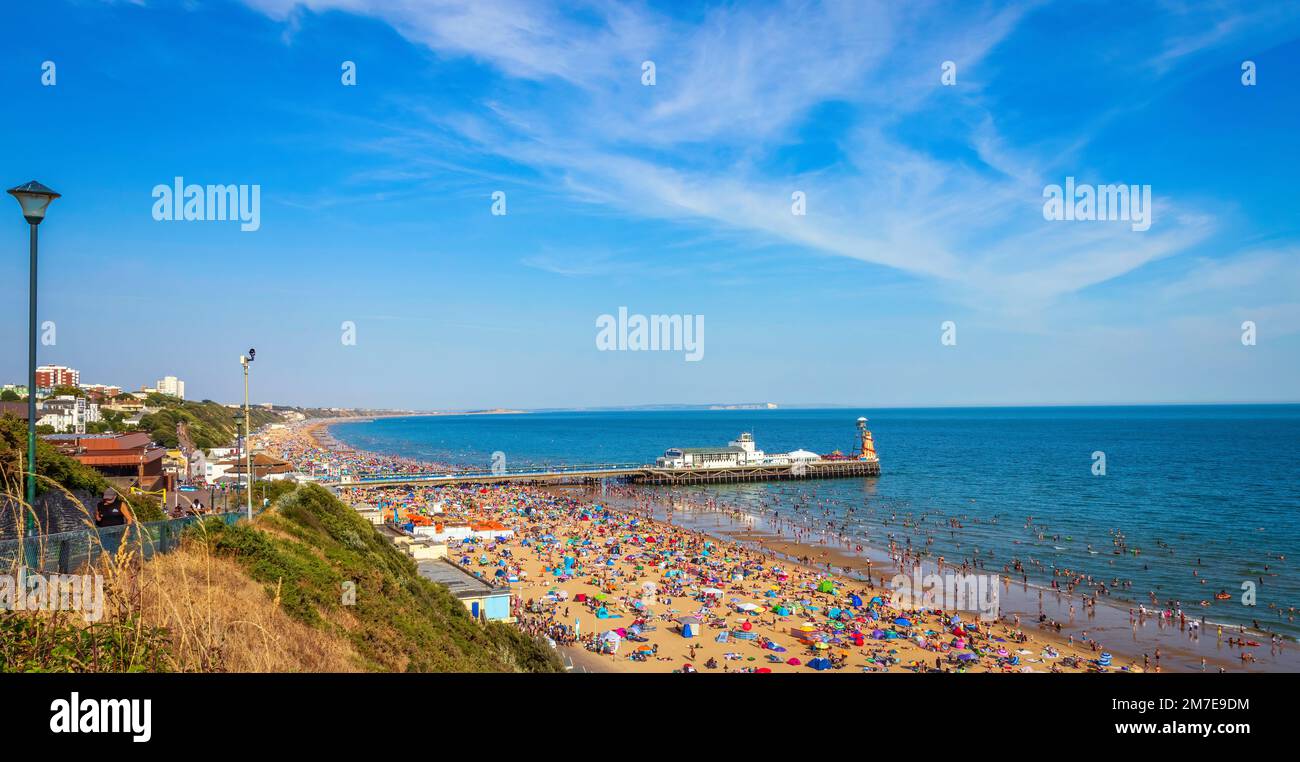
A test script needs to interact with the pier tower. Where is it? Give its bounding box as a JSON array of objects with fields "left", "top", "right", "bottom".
[{"left": 857, "top": 417, "right": 879, "bottom": 462}]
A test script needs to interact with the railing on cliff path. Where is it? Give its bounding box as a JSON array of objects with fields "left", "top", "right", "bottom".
[{"left": 0, "top": 511, "right": 243, "bottom": 574}]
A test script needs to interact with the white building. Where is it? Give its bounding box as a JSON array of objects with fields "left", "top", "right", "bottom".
[
  {"left": 35, "top": 395, "right": 100, "bottom": 434},
  {"left": 655, "top": 432, "right": 823, "bottom": 470},
  {"left": 657, "top": 432, "right": 768, "bottom": 468},
  {"left": 187, "top": 450, "right": 208, "bottom": 481},
  {"left": 155, "top": 376, "right": 186, "bottom": 399}
]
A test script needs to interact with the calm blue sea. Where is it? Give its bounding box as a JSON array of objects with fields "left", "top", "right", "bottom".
[{"left": 332, "top": 406, "right": 1300, "bottom": 638}]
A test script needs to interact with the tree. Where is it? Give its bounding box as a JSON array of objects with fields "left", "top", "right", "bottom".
[{"left": 0, "top": 389, "right": 20, "bottom": 402}]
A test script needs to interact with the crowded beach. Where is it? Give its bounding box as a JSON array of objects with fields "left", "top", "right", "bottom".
[{"left": 257, "top": 421, "right": 1176, "bottom": 673}]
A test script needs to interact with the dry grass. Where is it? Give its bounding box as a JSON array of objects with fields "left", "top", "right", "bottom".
[{"left": 136, "top": 535, "right": 361, "bottom": 672}]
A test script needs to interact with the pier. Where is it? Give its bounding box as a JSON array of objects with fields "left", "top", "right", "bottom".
[
  {"left": 325, "top": 416, "right": 883, "bottom": 489},
  {"left": 327, "top": 458, "right": 879, "bottom": 488}
]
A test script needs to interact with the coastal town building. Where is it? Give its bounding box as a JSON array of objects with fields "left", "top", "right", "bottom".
[
  {"left": 155, "top": 376, "right": 186, "bottom": 399},
  {"left": 36, "top": 395, "right": 101, "bottom": 434},
  {"left": 211, "top": 452, "right": 295, "bottom": 483},
  {"left": 187, "top": 450, "right": 208, "bottom": 481},
  {"left": 43, "top": 432, "right": 169, "bottom": 492},
  {"left": 163, "top": 449, "right": 189, "bottom": 479},
  {"left": 79, "top": 383, "right": 123, "bottom": 401},
  {"left": 34, "top": 365, "right": 80, "bottom": 390},
  {"left": 416, "top": 558, "right": 514, "bottom": 622},
  {"left": 102, "top": 396, "right": 145, "bottom": 414}
]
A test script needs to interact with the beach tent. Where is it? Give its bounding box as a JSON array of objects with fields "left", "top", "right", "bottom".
[
  {"left": 679, "top": 616, "right": 702, "bottom": 638},
  {"left": 807, "top": 657, "right": 832, "bottom": 671},
  {"left": 849, "top": 594, "right": 863, "bottom": 607},
  {"left": 817, "top": 580, "right": 835, "bottom": 593}
]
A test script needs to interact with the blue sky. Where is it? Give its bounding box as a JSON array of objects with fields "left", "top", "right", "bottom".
[{"left": 1, "top": 0, "right": 1297, "bottom": 409}]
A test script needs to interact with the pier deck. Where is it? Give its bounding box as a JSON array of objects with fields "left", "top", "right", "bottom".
[{"left": 329, "top": 459, "right": 879, "bottom": 488}]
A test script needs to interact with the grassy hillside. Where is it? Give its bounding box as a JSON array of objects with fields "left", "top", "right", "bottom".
[
  {"left": 137, "top": 397, "right": 281, "bottom": 450},
  {"left": 2, "top": 483, "right": 563, "bottom": 673},
  {"left": 187, "top": 484, "right": 562, "bottom": 672}
]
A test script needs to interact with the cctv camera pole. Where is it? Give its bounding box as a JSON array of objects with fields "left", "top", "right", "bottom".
[{"left": 241, "top": 352, "right": 253, "bottom": 521}]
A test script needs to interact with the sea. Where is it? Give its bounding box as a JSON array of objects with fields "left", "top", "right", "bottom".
[{"left": 331, "top": 405, "right": 1300, "bottom": 668}]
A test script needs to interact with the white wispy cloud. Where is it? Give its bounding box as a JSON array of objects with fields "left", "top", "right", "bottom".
[{"left": 241, "top": 0, "right": 1292, "bottom": 306}]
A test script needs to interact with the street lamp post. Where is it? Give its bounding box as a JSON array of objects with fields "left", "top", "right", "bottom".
[
  {"left": 7, "top": 181, "right": 60, "bottom": 551},
  {"left": 241, "top": 349, "right": 255, "bottom": 520}
]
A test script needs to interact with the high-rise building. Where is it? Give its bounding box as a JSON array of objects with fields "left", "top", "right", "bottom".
[
  {"left": 156, "top": 376, "right": 186, "bottom": 399},
  {"left": 35, "top": 365, "right": 79, "bottom": 390}
]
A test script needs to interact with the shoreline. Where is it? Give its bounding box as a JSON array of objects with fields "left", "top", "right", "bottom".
[{"left": 598, "top": 488, "right": 1296, "bottom": 673}]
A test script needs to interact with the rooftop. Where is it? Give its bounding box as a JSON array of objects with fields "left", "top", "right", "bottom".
[{"left": 416, "top": 559, "right": 506, "bottom": 599}]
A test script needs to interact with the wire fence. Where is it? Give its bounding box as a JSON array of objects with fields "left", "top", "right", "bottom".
[{"left": 0, "top": 512, "right": 242, "bottom": 574}]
